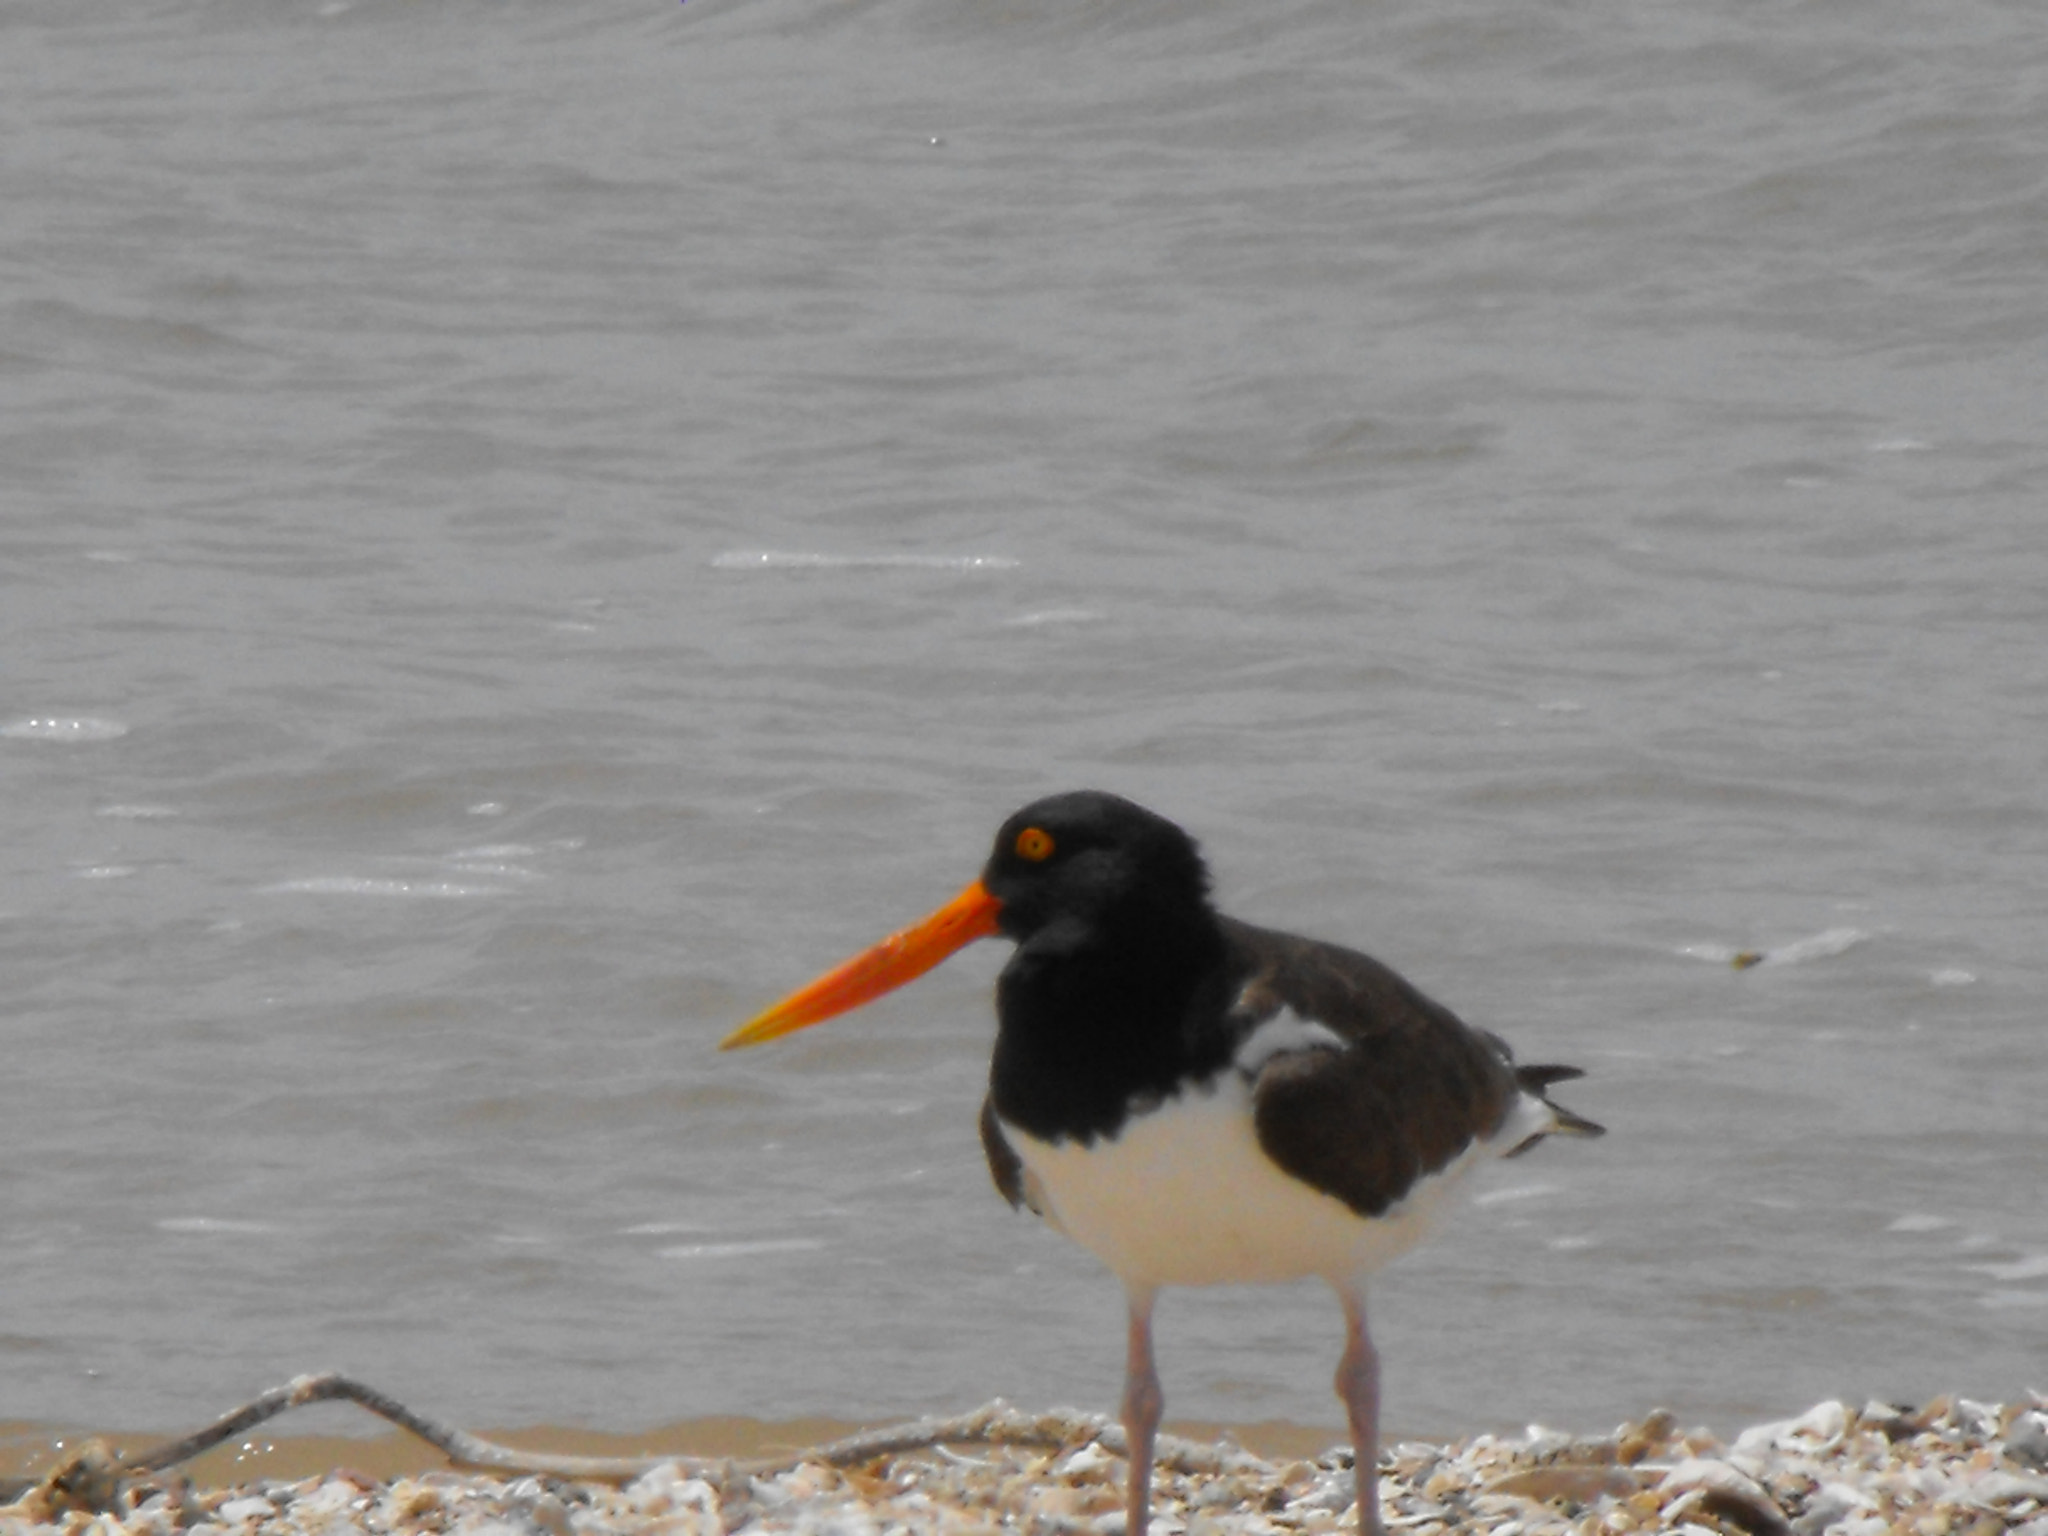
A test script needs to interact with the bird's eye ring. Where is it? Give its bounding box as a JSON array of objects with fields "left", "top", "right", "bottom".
[{"left": 1014, "top": 827, "right": 1055, "bottom": 862}]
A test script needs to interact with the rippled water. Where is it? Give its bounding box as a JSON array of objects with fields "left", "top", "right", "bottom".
[{"left": 3, "top": 0, "right": 2045, "bottom": 1451}]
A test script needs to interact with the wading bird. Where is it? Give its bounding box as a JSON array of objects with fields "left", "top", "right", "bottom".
[{"left": 723, "top": 791, "right": 1602, "bottom": 1536}]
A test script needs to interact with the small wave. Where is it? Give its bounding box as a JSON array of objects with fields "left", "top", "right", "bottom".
[
  {"left": 447, "top": 862, "right": 543, "bottom": 884},
  {"left": 1969, "top": 1253, "right": 2048, "bottom": 1283},
  {"left": 97, "top": 803, "right": 180, "bottom": 820},
  {"left": 1, "top": 716, "right": 129, "bottom": 743},
  {"left": 657, "top": 1237, "right": 825, "bottom": 1260},
  {"left": 1682, "top": 927, "right": 1869, "bottom": 969},
  {"left": 266, "top": 876, "right": 508, "bottom": 898},
  {"left": 1472, "top": 1183, "right": 1560, "bottom": 1207},
  {"left": 1887, "top": 1213, "right": 1953, "bottom": 1234},
  {"left": 157, "top": 1217, "right": 279, "bottom": 1235},
  {"left": 444, "top": 844, "right": 544, "bottom": 882},
  {"left": 711, "top": 550, "right": 1018, "bottom": 572},
  {"left": 1979, "top": 1290, "right": 2048, "bottom": 1310},
  {"left": 1003, "top": 608, "right": 1102, "bottom": 627}
]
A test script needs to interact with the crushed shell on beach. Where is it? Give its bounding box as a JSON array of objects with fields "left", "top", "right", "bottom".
[{"left": 7, "top": 1395, "right": 2047, "bottom": 1536}]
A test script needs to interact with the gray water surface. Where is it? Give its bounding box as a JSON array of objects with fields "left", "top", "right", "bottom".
[{"left": 3, "top": 0, "right": 2045, "bottom": 1443}]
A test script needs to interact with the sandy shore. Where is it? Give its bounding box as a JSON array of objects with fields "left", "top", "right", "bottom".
[{"left": 4, "top": 1395, "right": 2044, "bottom": 1536}]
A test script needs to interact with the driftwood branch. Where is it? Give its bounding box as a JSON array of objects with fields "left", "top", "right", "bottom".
[
  {"left": 2, "top": 1372, "right": 1235, "bottom": 1515},
  {"left": 115, "top": 1373, "right": 676, "bottom": 1483}
]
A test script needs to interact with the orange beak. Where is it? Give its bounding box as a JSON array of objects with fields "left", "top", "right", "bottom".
[{"left": 719, "top": 879, "right": 1004, "bottom": 1050}]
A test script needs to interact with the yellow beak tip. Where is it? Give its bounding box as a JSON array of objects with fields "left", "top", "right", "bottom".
[{"left": 718, "top": 1016, "right": 784, "bottom": 1051}]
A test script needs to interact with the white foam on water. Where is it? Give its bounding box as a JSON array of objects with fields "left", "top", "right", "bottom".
[
  {"left": 1678, "top": 942, "right": 1746, "bottom": 964},
  {"left": 1754, "top": 928, "right": 1870, "bottom": 966},
  {"left": 1979, "top": 1290, "right": 2048, "bottom": 1310},
  {"left": 1681, "top": 928, "right": 1871, "bottom": 968},
  {"left": 1886, "top": 1213, "right": 1954, "bottom": 1234},
  {"left": 711, "top": 550, "right": 1018, "bottom": 572},
  {"left": 1472, "top": 1182, "right": 1561, "bottom": 1207},
  {"left": 2, "top": 716, "right": 130, "bottom": 743},
  {"left": 656, "top": 1238, "right": 826, "bottom": 1260},
  {"left": 1004, "top": 608, "right": 1102, "bottom": 627},
  {"left": 266, "top": 876, "right": 508, "bottom": 898},
  {"left": 1969, "top": 1253, "right": 2048, "bottom": 1283}
]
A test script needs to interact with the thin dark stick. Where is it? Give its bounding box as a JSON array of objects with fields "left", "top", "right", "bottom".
[{"left": 0, "top": 1372, "right": 1241, "bottom": 1512}]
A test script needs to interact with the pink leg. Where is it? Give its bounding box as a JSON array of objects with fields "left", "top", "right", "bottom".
[
  {"left": 1335, "top": 1284, "right": 1384, "bottom": 1536},
  {"left": 1120, "top": 1285, "right": 1163, "bottom": 1536}
]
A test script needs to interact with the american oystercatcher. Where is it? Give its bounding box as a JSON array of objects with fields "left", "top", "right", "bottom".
[{"left": 721, "top": 791, "right": 1603, "bottom": 1536}]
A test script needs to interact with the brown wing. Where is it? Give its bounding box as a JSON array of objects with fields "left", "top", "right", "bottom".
[
  {"left": 1226, "top": 919, "right": 1518, "bottom": 1220},
  {"left": 979, "top": 1093, "right": 1028, "bottom": 1210}
]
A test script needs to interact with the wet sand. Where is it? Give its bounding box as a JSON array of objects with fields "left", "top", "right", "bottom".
[{"left": 0, "top": 1415, "right": 1345, "bottom": 1487}]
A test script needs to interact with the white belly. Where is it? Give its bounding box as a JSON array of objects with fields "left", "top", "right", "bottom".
[{"left": 997, "top": 1074, "right": 1493, "bottom": 1290}]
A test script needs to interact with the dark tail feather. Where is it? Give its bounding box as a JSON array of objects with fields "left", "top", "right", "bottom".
[{"left": 1505, "top": 1061, "right": 1605, "bottom": 1156}]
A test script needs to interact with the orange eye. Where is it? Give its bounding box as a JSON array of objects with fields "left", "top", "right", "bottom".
[{"left": 1014, "top": 827, "right": 1055, "bottom": 862}]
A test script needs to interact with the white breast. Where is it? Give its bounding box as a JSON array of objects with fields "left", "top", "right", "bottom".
[{"left": 997, "top": 1072, "right": 1496, "bottom": 1291}]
